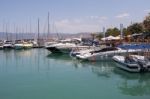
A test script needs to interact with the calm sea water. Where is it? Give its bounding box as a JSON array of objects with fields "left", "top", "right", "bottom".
[{"left": 0, "top": 49, "right": 150, "bottom": 99}]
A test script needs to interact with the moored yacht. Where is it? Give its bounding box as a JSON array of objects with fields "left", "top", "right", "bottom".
[
  {"left": 3, "top": 40, "right": 14, "bottom": 49},
  {"left": 113, "top": 55, "right": 150, "bottom": 72},
  {"left": 70, "top": 46, "right": 104, "bottom": 57},
  {"left": 45, "top": 38, "right": 90, "bottom": 54},
  {"left": 76, "top": 47, "right": 140, "bottom": 61},
  {"left": 23, "top": 41, "right": 33, "bottom": 49},
  {"left": 14, "top": 40, "right": 24, "bottom": 50}
]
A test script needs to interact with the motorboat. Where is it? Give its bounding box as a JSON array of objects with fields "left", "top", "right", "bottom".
[
  {"left": 3, "top": 40, "right": 14, "bottom": 49},
  {"left": 45, "top": 38, "right": 92, "bottom": 54},
  {"left": 14, "top": 40, "right": 24, "bottom": 49},
  {"left": 75, "top": 47, "right": 141, "bottom": 61},
  {"left": 32, "top": 40, "right": 39, "bottom": 48},
  {"left": 70, "top": 46, "right": 105, "bottom": 57},
  {"left": 46, "top": 42, "right": 75, "bottom": 53},
  {"left": 113, "top": 55, "right": 150, "bottom": 72},
  {"left": 23, "top": 41, "right": 33, "bottom": 49}
]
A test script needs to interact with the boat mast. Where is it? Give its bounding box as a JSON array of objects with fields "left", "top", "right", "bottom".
[
  {"left": 37, "top": 18, "right": 40, "bottom": 46},
  {"left": 2, "top": 21, "right": 5, "bottom": 40},
  {"left": 16, "top": 26, "right": 18, "bottom": 40},
  {"left": 6, "top": 23, "right": 8, "bottom": 41},
  {"left": 47, "top": 12, "right": 50, "bottom": 40},
  {"left": 29, "top": 19, "right": 32, "bottom": 34}
]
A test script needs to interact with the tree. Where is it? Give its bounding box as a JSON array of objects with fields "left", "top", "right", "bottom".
[
  {"left": 113, "top": 28, "right": 120, "bottom": 36},
  {"left": 106, "top": 27, "right": 120, "bottom": 36},
  {"left": 123, "top": 28, "right": 130, "bottom": 36},
  {"left": 143, "top": 13, "right": 150, "bottom": 32},
  {"left": 127, "top": 23, "right": 143, "bottom": 34}
]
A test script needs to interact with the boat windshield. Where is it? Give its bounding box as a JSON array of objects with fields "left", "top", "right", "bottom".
[
  {"left": 5, "top": 41, "right": 13, "bottom": 44},
  {"left": 125, "top": 56, "right": 137, "bottom": 63}
]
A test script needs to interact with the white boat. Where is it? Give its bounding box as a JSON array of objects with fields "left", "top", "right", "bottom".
[
  {"left": 46, "top": 42, "right": 76, "bottom": 53},
  {"left": 45, "top": 38, "right": 91, "bottom": 54},
  {"left": 70, "top": 46, "right": 103, "bottom": 57},
  {"left": 14, "top": 40, "right": 24, "bottom": 49},
  {"left": 32, "top": 40, "right": 39, "bottom": 48},
  {"left": 113, "top": 55, "right": 150, "bottom": 72},
  {"left": 23, "top": 42, "right": 33, "bottom": 49},
  {"left": 44, "top": 41, "right": 58, "bottom": 51},
  {"left": 3, "top": 41, "right": 14, "bottom": 49},
  {"left": 76, "top": 47, "right": 141, "bottom": 61}
]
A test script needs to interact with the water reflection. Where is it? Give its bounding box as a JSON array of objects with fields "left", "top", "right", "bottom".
[
  {"left": 0, "top": 49, "right": 50, "bottom": 73},
  {"left": 47, "top": 53, "right": 150, "bottom": 96},
  {"left": 114, "top": 68, "right": 150, "bottom": 96},
  {"left": 46, "top": 53, "right": 71, "bottom": 61},
  {"left": 47, "top": 53, "right": 115, "bottom": 78},
  {"left": 90, "top": 61, "right": 115, "bottom": 78},
  {"left": 1, "top": 49, "right": 150, "bottom": 98}
]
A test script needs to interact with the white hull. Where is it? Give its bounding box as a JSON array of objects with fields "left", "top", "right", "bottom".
[
  {"left": 58, "top": 45, "right": 92, "bottom": 54},
  {"left": 23, "top": 43, "right": 33, "bottom": 48},
  {"left": 113, "top": 55, "right": 150, "bottom": 72},
  {"left": 3, "top": 44, "right": 13, "bottom": 49},
  {"left": 76, "top": 48, "right": 141, "bottom": 61},
  {"left": 14, "top": 44, "right": 24, "bottom": 49},
  {"left": 70, "top": 46, "right": 101, "bottom": 57},
  {"left": 46, "top": 42, "right": 92, "bottom": 54}
]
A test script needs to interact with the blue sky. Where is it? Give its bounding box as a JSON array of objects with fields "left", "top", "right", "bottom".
[{"left": 0, "top": 0, "right": 150, "bottom": 33}]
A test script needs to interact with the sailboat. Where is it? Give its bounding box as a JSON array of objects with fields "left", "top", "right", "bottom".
[
  {"left": 3, "top": 24, "right": 13, "bottom": 49},
  {"left": 3, "top": 40, "right": 14, "bottom": 49},
  {"left": 14, "top": 27, "right": 24, "bottom": 49},
  {"left": 45, "top": 12, "right": 58, "bottom": 50}
]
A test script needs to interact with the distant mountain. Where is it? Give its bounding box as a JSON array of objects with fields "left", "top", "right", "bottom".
[{"left": 0, "top": 32, "right": 93, "bottom": 40}]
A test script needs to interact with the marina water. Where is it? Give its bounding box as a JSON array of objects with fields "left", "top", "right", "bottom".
[{"left": 0, "top": 49, "right": 150, "bottom": 99}]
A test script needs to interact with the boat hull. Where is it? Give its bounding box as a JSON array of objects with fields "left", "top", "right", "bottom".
[
  {"left": 23, "top": 44, "right": 33, "bottom": 49},
  {"left": 0, "top": 46, "right": 3, "bottom": 49},
  {"left": 3, "top": 45, "right": 13, "bottom": 49},
  {"left": 113, "top": 56, "right": 150, "bottom": 73},
  {"left": 76, "top": 49, "right": 141, "bottom": 61},
  {"left": 46, "top": 47, "right": 62, "bottom": 53},
  {"left": 14, "top": 44, "right": 24, "bottom": 50}
]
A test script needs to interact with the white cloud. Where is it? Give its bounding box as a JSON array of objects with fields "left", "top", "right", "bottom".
[
  {"left": 87, "top": 16, "right": 108, "bottom": 20},
  {"left": 55, "top": 18, "right": 100, "bottom": 33},
  {"left": 54, "top": 16, "right": 108, "bottom": 33},
  {"left": 116, "top": 13, "right": 130, "bottom": 18}
]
